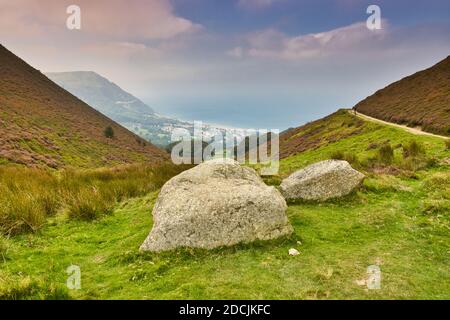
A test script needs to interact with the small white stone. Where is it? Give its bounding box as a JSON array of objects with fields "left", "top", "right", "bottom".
[{"left": 289, "top": 248, "right": 300, "bottom": 256}]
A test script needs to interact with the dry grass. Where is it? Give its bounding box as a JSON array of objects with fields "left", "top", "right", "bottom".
[{"left": 0, "top": 163, "right": 190, "bottom": 235}]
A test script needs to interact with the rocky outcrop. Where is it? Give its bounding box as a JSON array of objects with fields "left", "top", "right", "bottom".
[
  {"left": 140, "top": 159, "right": 293, "bottom": 252},
  {"left": 280, "top": 160, "right": 365, "bottom": 201}
]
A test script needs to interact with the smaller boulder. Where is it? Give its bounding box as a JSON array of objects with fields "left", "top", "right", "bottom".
[{"left": 280, "top": 160, "right": 365, "bottom": 201}]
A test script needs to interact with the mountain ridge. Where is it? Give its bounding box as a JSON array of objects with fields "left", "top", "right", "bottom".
[
  {"left": 46, "top": 71, "right": 156, "bottom": 119},
  {"left": 46, "top": 71, "right": 250, "bottom": 146}
]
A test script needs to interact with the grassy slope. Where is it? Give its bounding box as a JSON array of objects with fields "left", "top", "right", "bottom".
[
  {"left": 354, "top": 56, "right": 450, "bottom": 137},
  {"left": 0, "top": 45, "right": 167, "bottom": 168},
  {"left": 1, "top": 113, "right": 449, "bottom": 300},
  {"left": 279, "top": 110, "right": 448, "bottom": 176},
  {"left": 279, "top": 109, "right": 366, "bottom": 159}
]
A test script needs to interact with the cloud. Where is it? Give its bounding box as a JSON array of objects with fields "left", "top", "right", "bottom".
[
  {"left": 0, "top": 0, "right": 201, "bottom": 40},
  {"left": 228, "top": 21, "right": 389, "bottom": 60},
  {"left": 237, "top": 0, "right": 279, "bottom": 10},
  {"left": 226, "top": 47, "right": 244, "bottom": 58}
]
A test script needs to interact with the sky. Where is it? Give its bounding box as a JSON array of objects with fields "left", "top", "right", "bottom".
[{"left": 1, "top": 0, "right": 450, "bottom": 130}]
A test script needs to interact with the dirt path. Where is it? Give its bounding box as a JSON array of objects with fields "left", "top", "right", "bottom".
[{"left": 348, "top": 110, "right": 448, "bottom": 140}]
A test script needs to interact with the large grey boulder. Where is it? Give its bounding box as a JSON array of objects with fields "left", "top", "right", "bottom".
[
  {"left": 140, "top": 159, "right": 293, "bottom": 252},
  {"left": 280, "top": 160, "right": 365, "bottom": 201}
]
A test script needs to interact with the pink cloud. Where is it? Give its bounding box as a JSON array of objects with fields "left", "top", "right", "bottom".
[{"left": 0, "top": 0, "right": 201, "bottom": 40}]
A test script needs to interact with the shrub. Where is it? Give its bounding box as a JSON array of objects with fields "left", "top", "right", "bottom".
[
  {"left": 104, "top": 126, "right": 115, "bottom": 139},
  {"left": 377, "top": 143, "right": 394, "bottom": 165}
]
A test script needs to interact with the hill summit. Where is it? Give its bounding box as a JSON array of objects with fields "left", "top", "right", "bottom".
[
  {"left": 46, "top": 71, "right": 156, "bottom": 119},
  {"left": 0, "top": 45, "right": 167, "bottom": 168},
  {"left": 354, "top": 56, "right": 450, "bottom": 136}
]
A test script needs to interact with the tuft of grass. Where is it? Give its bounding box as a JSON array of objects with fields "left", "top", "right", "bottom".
[
  {"left": 420, "top": 171, "right": 450, "bottom": 216},
  {"left": 445, "top": 139, "right": 450, "bottom": 150},
  {"left": 363, "top": 175, "right": 412, "bottom": 194},
  {"left": 422, "top": 171, "right": 450, "bottom": 191},
  {"left": 0, "top": 192, "right": 48, "bottom": 235},
  {"left": 330, "top": 150, "right": 359, "bottom": 167},
  {"left": 66, "top": 188, "right": 114, "bottom": 220},
  {"left": 262, "top": 175, "right": 282, "bottom": 186},
  {"left": 403, "top": 140, "right": 425, "bottom": 159},
  {"left": 398, "top": 141, "right": 433, "bottom": 172},
  {"left": 377, "top": 143, "right": 394, "bottom": 165},
  {"left": 422, "top": 199, "right": 450, "bottom": 215},
  {"left": 0, "top": 273, "right": 71, "bottom": 300}
]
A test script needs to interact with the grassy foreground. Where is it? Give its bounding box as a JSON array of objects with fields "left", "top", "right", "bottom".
[
  {"left": 1, "top": 171, "right": 449, "bottom": 299},
  {"left": 0, "top": 116, "right": 449, "bottom": 299}
]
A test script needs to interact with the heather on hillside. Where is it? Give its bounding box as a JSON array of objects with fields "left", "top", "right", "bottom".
[
  {"left": 0, "top": 45, "right": 167, "bottom": 168},
  {"left": 354, "top": 56, "right": 450, "bottom": 137}
]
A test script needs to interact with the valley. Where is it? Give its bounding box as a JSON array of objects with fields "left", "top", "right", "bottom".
[
  {"left": 0, "top": 44, "right": 449, "bottom": 301},
  {"left": 46, "top": 71, "right": 249, "bottom": 147},
  {"left": 1, "top": 112, "right": 448, "bottom": 299}
]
